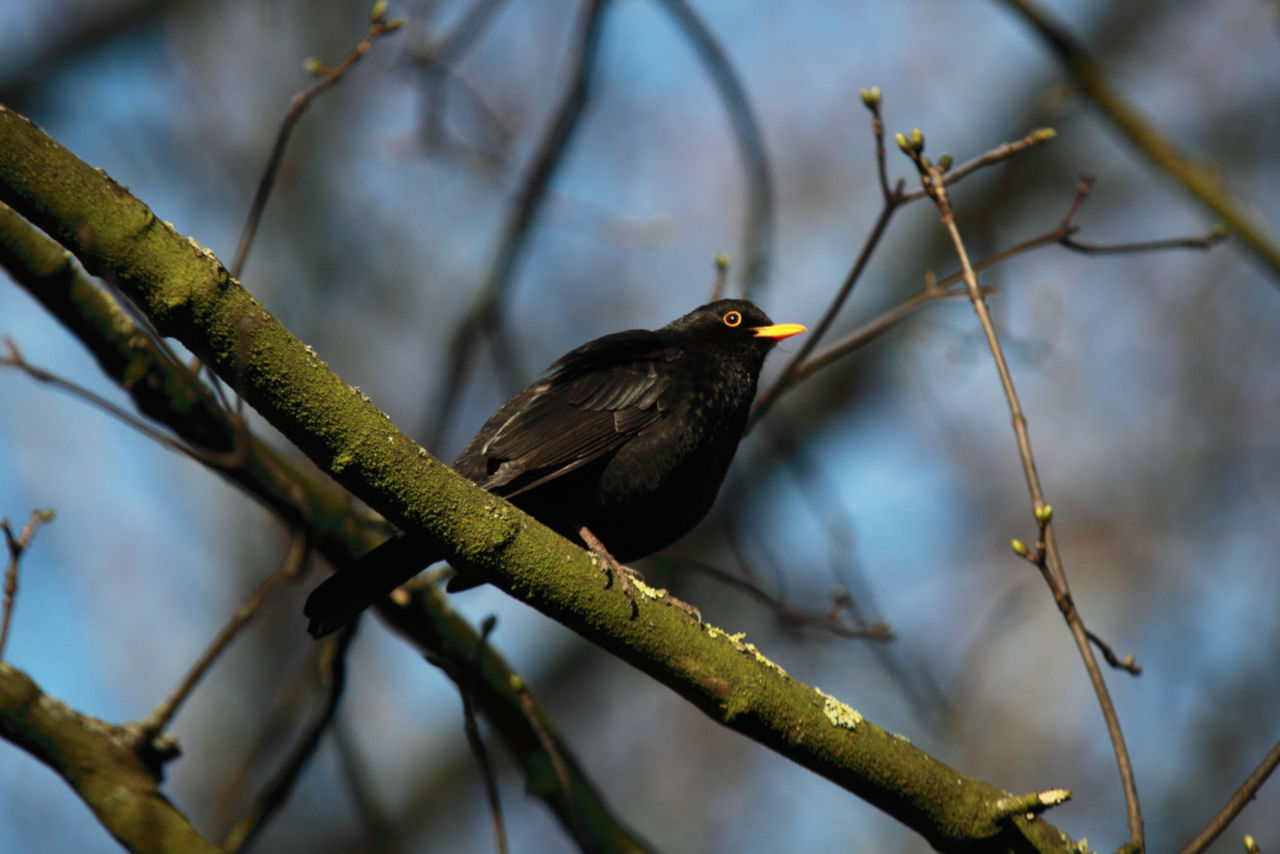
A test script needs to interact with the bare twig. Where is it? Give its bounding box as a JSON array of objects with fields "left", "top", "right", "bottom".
[
  {"left": 654, "top": 0, "right": 774, "bottom": 296},
  {"left": 866, "top": 87, "right": 897, "bottom": 200},
  {"left": 1001, "top": 0, "right": 1280, "bottom": 281},
  {"left": 674, "top": 556, "right": 892, "bottom": 642},
  {"left": 900, "top": 129, "right": 1144, "bottom": 849},
  {"left": 755, "top": 167, "right": 1222, "bottom": 422},
  {"left": 749, "top": 92, "right": 898, "bottom": 427},
  {"left": 780, "top": 285, "right": 974, "bottom": 392},
  {"left": 230, "top": 8, "right": 403, "bottom": 278},
  {"left": 1084, "top": 627, "right": 1141, "bottom": 675},
  {"left": 0, "top": 509, "right": 55, "bottom": 661},
  {"left": 751, "top": 198, "right": 896, "bottom": 427},
  {"left": 515, "top": 685, "right": 581, "bottom": 840},
  {"left": 425, "top": 0, "right": 610, "bottom": 448},
  {"left": 745, "top": 423, "right": 957, "bottom": 724},
  {"left": 1, "top": 338, "right": 246, "bottom": 470},
  {"left": 1010, "top": 521, "right": 1141, "bottom": 679},
  {"left": 709, "top": 252, "right": 730, "bottom": 302},
  {"left": 1179, "top": 739, "right": 1280, "bottom": 854},
  {"left": 1061, "top": 229, "right": 1227, "bottom": 255},
  {"left": 377, "top": 584, "right": 652, "bottom": 852},
  {"left": 222, "top": 623, "right": 356, "bottom": 853},
  {"left": 331, "top": 718, "right": 402, "bottom": 853},
  {"left": 136, "top": 529, "right": 309, "bottom": 742},
  {"left": 750, "top": 100, "right": 1055, "bottom": 427},
  {"left": 413, "top": 0, "right": 516, "bottom": 167},
  {"left": 427, "top": 0, "right": 511, "bottom": 67},
  {"left": 453, "top": 615, "right": 507, "bottom": 854},
  {"left": 903, "top": 127, "right": 1058, "bottom": 203}
]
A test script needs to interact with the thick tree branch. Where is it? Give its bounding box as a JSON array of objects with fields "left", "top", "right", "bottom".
[
  {"left": 0, "top": 663, "right": 221, "bottom": 854},
  {"left": 0, "top": 185, "right": 641, "bottom": 851},
  {"left": 0, "top": 103, "right": 1084, "bottom": 853}
]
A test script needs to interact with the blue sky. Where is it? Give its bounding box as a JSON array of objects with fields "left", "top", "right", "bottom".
[{"left": 2, "top": 1, "right": 1279, "bottom": 851}]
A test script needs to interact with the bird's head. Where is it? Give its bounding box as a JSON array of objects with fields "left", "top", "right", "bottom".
[{"left": 665, "top": 300, "right": 806, "bottom": 360}]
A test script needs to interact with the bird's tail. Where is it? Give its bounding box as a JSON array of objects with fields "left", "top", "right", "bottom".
[{"left": 304, "top": 533, "right": 437, "bottom": 637}]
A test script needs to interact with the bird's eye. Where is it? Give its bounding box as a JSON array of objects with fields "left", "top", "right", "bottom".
[{"left": 722, "top": 311, "right": 742, "bottom": 328}]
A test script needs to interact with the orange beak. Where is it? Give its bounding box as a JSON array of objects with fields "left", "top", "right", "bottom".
[{"left": 751, "top": 322, "right": 807, "bottom": 341}]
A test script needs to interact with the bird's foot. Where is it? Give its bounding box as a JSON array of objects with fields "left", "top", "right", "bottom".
[
  {"left": 577, "top": 525, "right": 701, "bottom": 622},
  {"left": 608, "top": 562, "right": 644, "bottom": 618},
  {"left": 578, "top": 525, "right": 641, "bottom": 616},
  {"left": 651, "top": 587, "right": 702, "bottom": 623},
  {"left": 628, "top": 575, "right": 702, "bottom": 623}
]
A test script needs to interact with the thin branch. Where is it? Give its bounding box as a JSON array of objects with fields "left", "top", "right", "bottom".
[
  {"left": 672, "top": 556, "right": 891, "bottom": 642},
  {"left": 709, "top": 252, "right": 730, "bottom": 302},
  {"left": 653, "top": 0, "right": 773, "bottom": 296},
  {"left": 0, "top": 338, "right": 246, "bottom": 470},
  {"left": 222, "top": 624, "right": 356, "bottom": 853},
  {"left": 1061, "top": 229, "right": 1226, "bottom": 255},
  {"left": 230, "top": 10, "right": 403, "bottom": 278},
  {"left": 904, "top": 127, "right": 1058, "bottom": 203},
  {"left": 750, "top": 107, "right": 1055, "bottom": 427},
  {"left": 751, "top": 198, "right": 896, "bottom": 429},
  {"left": 0, "top": 509, "right": 55, "bottom": 661},
  {"left": 425, "top": 0, "right": 610, "bottom": 448},
  {"left": 378, "top": 584, "right": 653, "bottom": 853},
  {"left": 782, "top": 285, "right": 971, "bottom": 390},
  {"left": 428, "top": 0, "right": 511, "bottom": 67},
  {"left": 412, "top": 0, "right": 518, "bottom": 169},
  {"left": 899, "top": 129, "right": 1145, "bottom": 849},
  {"left": 1084, "top": 627, "right": 1141, "bottom": 676},
  {"left": 739, "top": 423, "right": 958, "bottom": 725},
  {"left": 750, "top": 91, "right": 899, "bottom": 427},
  {"left": 865, "top": 88, "right": 897, "bottom": 200},
  {"left": 1178, "top": 739, "right": 1280, "bottom": 854},
  {"left": 782, "top": 176, "right": 1082, "bottom": 386},
  {"left": 331, "top": 717, "right": 403, "bottom": 854},
  {"left": 756, "top": 170, "right": 1222, "bottom": 418},
  {"left": 136, "top": 529, "right": 309, "bottom": 742},
  {"left": 514, "top": 686, "right": 582, "bottom": 843},
  {"left": 1001, "top": 0, "right": 1280, "bottom": 281},
  {"left": 451, "top": 615, "right": 508, "bottom": 854}
]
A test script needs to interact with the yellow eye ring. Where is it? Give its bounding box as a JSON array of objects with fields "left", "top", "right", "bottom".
[{"left": 722, "top": 311, "right": 742, "bottom": 328}]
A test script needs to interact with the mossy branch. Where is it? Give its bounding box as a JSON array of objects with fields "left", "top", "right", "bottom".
[
  {"left": 0, "top": 193, "right": 647, "bottom": 852},
  {"left": 0, "top": 104, "right": 1079, "bottom": 852},
  {"left": 0, "top": 662, "right": 222, "bottom": 854}
]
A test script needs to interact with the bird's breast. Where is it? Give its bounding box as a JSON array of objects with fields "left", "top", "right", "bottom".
[{"left": 580, "top": 382, "right": 752, "bottom": 559}]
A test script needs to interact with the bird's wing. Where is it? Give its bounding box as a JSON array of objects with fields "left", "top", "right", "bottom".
[{"left": 473, "top": 330, "right": 680, "bottom": 496}]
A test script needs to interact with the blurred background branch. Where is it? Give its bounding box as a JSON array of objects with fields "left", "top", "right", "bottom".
[
  {"left": 1001, "top": 0, "right": 1280, "bottom": 280},
  {"left": 1, "top": 0, "right": 1277, "bottom": 851}
]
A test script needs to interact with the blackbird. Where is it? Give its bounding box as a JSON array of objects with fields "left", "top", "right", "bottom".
[{"left": 304, "top": 299, "right": 805, "bottom": 637}]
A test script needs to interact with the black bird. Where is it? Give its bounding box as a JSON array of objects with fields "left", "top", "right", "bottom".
[{"left": 304, "top": 299, "right": 805, "bottom": 637}]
